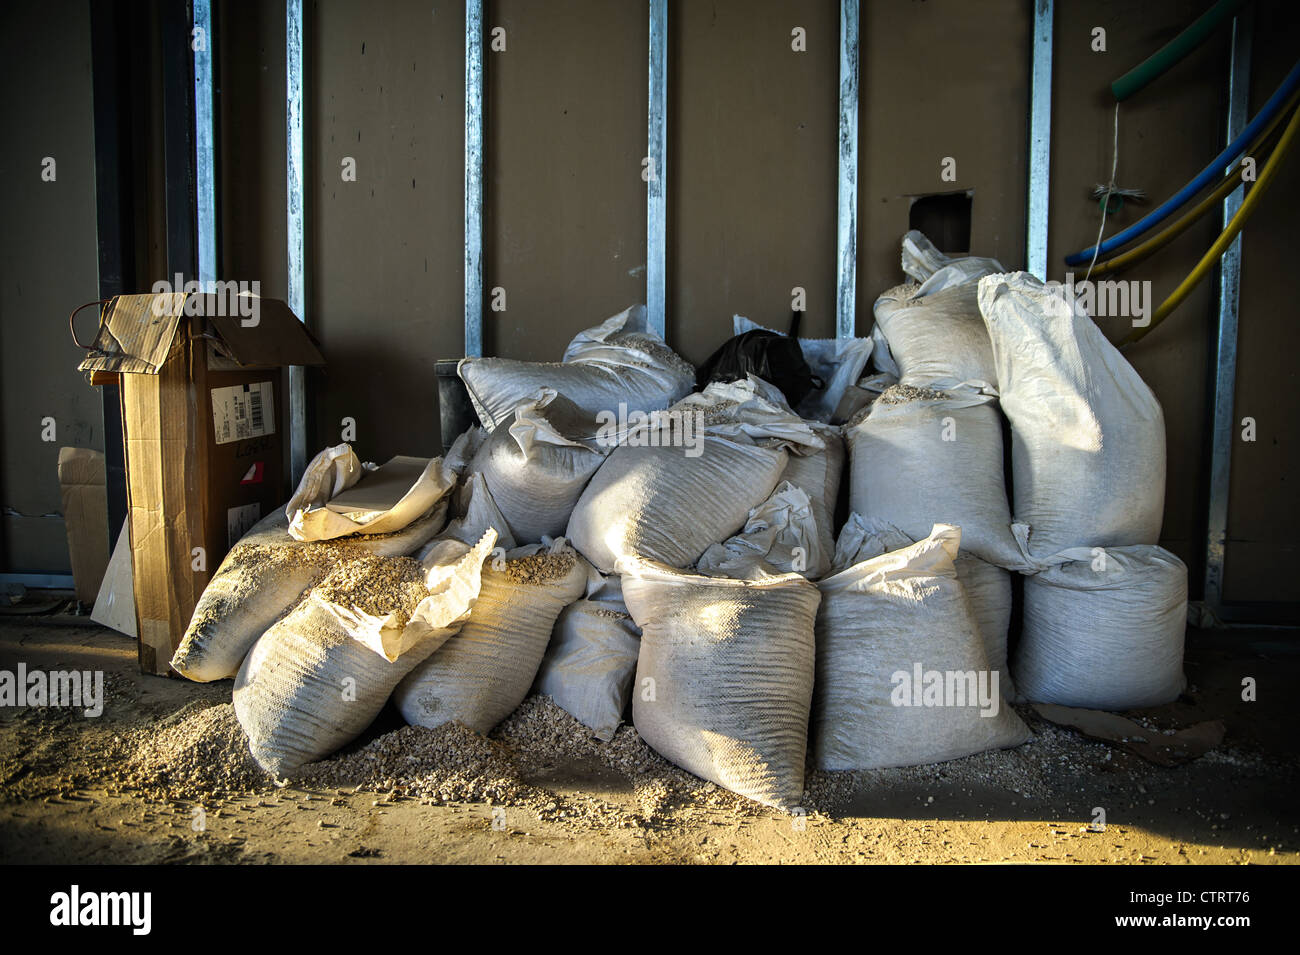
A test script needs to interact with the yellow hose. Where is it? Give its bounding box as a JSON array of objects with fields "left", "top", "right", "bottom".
[
  {"left": 1090, "top": 90, "right": 1299, "bottom": 277},
  {"left": 1123, "top": 101, "right": 1300, "bottom": 347}
]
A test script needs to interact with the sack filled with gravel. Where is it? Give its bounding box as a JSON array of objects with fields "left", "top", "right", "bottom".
[
  {"left": 812, "top": 524, "right": 1028, "bottom": 771},
  {"left": 870, "top": 230, "right": 1005, "bottom": 392},
  {"left": 832, "top": 514, "right": 1016, "bottom": 701},
  {"left": 458, "top": 304, "right": 695, "bottom": 432},
  {"left": 233, "top": 532, "right": 497, "bottom": 775},
  {"left": 696, "top": 481, "right": 825, "bottom": 579},
  {"left": 567, "top": 378, "right": 822, "bottom": 573},
  {"left": 1014, "top": 544, "right": 1187, "bottom": 710},
  {"left": 532, "top": 573, "right": 640, "bottom": 741},
  {"left": 171, "top": 501, "right": 449, "bottom": 683},
  {"left": 467, "top": 388, "right": 609, "bottom": 543},
  {"left": 845, "top": 383, "right": 1023, "bottom": 569},
  {"left": 977, "top": 272, "right": 1166, "bottom": 563},
  {"left": 620, "top": 555, "right": 821, "bottom": 809},
  {"left": 394, "top": 540, "right": 590, "bottom": 734},
  {"left": 774, "top": 422, "right": 843, "bottom": 577}
]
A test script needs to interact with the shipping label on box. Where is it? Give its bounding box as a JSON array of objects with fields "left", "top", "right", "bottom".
[{"left": 211, "top": 381, "right": 275, "bottom": 445}]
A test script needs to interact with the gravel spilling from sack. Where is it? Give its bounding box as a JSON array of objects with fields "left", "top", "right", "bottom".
[
  {"left": 312, "top": 554, "right": 427, "bottom": 628},
  {"left": 610, "top": 332, "right": 696, "bottom": 375},
  {"left": 844, "top": 383, "right": 953, "bottom": 428},
  {"left": 504, "top": 550, "right": 577, "bottom": 585},
  {"left": 876, "top": 382, "right": 950, "bottom": 406},
  {"left": 186, "top": 529, "right": 421, "bottom": 636}
]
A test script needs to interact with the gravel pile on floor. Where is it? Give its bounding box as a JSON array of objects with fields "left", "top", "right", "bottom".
[
  {"left": 104, "top": 688, "right": 1255, "bottom": 826},
  {"left": 116, "top": 702, "right": 270, "bottom": 800},
  {"left": 299, "top": 715, "right": 641, "bottom": 829}
]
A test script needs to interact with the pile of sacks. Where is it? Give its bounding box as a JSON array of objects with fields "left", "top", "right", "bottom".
[
  {"left": 168, "top": 260, "right": 1186, "bottom": 811},
  {"left": 869, "top": 232, "right": 1186, "bottom": 712}
]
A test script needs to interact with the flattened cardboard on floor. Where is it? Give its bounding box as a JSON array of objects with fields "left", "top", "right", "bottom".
[{"left": 78, "top": 293, "right": 324, "bottom": 674}]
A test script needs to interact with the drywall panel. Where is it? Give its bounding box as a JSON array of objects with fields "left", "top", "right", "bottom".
[
  {"left": 307, "top": 0, "right": 467, "bottom": 459},
  {"left": 1222, "top": 0, "right": 1300, "bottom": 604},
  {"left": 484, "top": 0, "right": 647, "bottom": 360},
  {"left": 669, "top": 0, "right": 839, "bottom": 364},
  {"left": 0, "top": 0, "right": 103, "bottom": 573},
  {"left": 857, "top": 0, "right": 1030, "bottom": 313}
]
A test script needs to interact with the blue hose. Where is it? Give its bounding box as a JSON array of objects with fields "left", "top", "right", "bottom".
[{"left": 1065, "top": 58, "right": 1300, "bottom": 266}]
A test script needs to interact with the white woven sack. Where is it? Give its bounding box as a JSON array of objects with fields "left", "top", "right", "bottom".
[
  {"left": 171, "top": 501, "right": 448, "bottom": 682},
  {"left": 394, "top": 540, "right": 590, "bottom": 734},
  {"left": 233, "top": 532, "right": 496, "bottom": 775},
  {"left": 977, "top": 272, "right": 1166, "bottom": 563},
  {"left": 567, "top": 379, "right": 821, "bottom": 573},
  {"left": 900, "top": 229, "right": 1005, "bottom": 290},
  {"left": 697, "top": 482, "right": 825, "bottom": 579},
  {"left": 288, "top": 456, "right": 453, "bottom": 542},
  {"left": 533, "top": 573, "right": 640, "bottom": 741},
  {"left": 845, "top": 385, "right": 1022, "bottom": 569},
  {"left": 872, "top": 282, "right": 998, "bottom": 393},
  {"left": 813, "top": 524, "right": 1028, "bottom": 770},
  {"left": 777, "top": 422, "right": 843, "bottom": 575},
  {"left": 457, "top": 305, "right": 695, "bottom": 432},
  {"left": 832, "top": 514, "right": 1015, "bottom": 700},
  {"left": 621, "top": 555, "right": 821, "bottom": 809},
  {"left": 468, "top": 388, "right": 608, "bottom": 543},
  {"left": 1014, "top": 544, "right": 1187, "bottom": 709},
  {"left": 284, "top": 444, "right": 364, "bottom": 517}
]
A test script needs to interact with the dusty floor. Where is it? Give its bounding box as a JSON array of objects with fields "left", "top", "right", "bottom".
[{"left": 0, "top": 619, "right": 1297, "bottom": 865}]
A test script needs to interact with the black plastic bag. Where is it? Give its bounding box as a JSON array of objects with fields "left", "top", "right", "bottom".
[{"left": 695, "top": 312, "right": 824, "bottom": 408}]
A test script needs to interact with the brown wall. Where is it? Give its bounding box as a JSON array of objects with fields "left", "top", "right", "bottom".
[
  {"left": 1226, "top": 0, "right": 1300, "bottom": 603},
  {"left": 0, "top": 0, "right": 103, "bottom": 574},
  {"left": 670, "top": 0, "right": 839, "bottom": 357},
  {"left": 857, "top": 0, "right": 1030, "bottom": 310},
  {"left": 486, "top": 0, "right": 648, "bottom": 360},
  {"left": 3, "top": 0, "right": 1298, "bottom": 608}
]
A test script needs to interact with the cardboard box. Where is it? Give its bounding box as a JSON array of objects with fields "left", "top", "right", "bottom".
[
  {"left": 78, "top": 293, "right": 324, "bottom": 674},
  {"left": 57, "top": 447, "right": 110, "bottom": 604}
]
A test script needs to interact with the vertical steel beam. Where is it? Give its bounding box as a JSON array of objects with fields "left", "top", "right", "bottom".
[
  {"left": 1027, "top": 0, "right": 1053, "bottom": 280},
  {"left": 836, "top": 0, "right": 859, "bottom": 339},
  {"left": 465, "top": 0, "right": 484, "bottom": 358},
  {"left": 647, "top": 0, "right": 668, "bottom": 339},
  {"left": 286, "top": 0, "right": 308, "bottom": 483},
  {"left": 161, "top": 0, "right": 197, "bottom": 281},
  {"left": 1204, "top": 9, "right": 1253, "bottom": 613},
  {"left": 194, "top": 0, "right": 217, "bottom": 286}
]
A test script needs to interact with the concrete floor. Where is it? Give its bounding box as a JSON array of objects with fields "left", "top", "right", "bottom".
[{"left": 0, "top": 618, "right": 1297, "bottom": 865}]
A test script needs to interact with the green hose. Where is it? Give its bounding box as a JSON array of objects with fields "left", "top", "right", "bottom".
[{"left": 1111, "top": 0, "right": 1246, "bottom": 101}]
